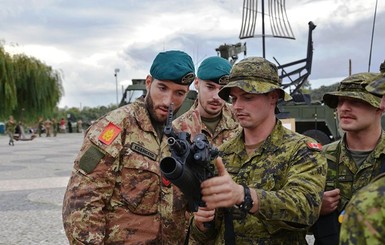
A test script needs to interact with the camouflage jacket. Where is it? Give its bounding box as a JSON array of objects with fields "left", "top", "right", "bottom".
[
  {"left": 322, "top": 131, "right": 385, "bottom": 212},
  {"left": 62, "top": 99, "right": 188, "bottom": 244},
  {"left": 5, "top": 120, "right": 16, "bottom": 134},
  {"left": 339, "top": 173, "right": 385, "bottom": 245},
  {"left": 190, "top": 120, "right": 327, "bottom": 244},
  {"left": 173, "top": 100, "right": 240, "bottom": 147}
]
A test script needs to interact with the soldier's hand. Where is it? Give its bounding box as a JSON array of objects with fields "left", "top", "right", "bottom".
[
  {"left": 181, "top": 109, "right": 201, "bottom": 140},
  {"left": 320, "top": 188, "right": 340, "bottom": 215},
  {"left": 193, "top": 207, "right": 215, "bottom": 232},
  {"left": 201, "top": 157, "right": 244, "bottom": 209}
]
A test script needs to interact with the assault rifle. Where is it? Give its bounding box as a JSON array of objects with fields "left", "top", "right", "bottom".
[{"left": 160, "top": 103, "right": 219, "bottom": 212}]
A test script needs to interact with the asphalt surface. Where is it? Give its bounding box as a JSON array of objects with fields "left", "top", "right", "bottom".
[
  {"left": 0, "top": 132, "right": 315, "bottom": 245},
  {"left": 0, "top": 132, "right": 83, "bottom": 245}
]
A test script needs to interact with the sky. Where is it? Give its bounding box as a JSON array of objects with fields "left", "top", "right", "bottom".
[{"left": 1, "top": 0, "right": 384, "bottom": 108}]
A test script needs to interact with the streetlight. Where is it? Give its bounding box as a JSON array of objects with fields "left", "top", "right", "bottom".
[{"left": 114, "top": 68, "right": 120, "bottom": 106}]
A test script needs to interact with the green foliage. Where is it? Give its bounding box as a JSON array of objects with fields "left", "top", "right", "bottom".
[
  {"left": 0, "top": 44, "right": 64, "bottom": 122},
  {"left": 55, "top": 105, "right": 118, "bottom": 129},
  {"left": 309, "top": 83, "right": 340, "bottom": 101},
  {"left": 0, "top": 46, "right": 17, "bottom": 116}
]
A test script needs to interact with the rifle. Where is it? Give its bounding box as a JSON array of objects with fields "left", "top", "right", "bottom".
[{"left": 160, "top": 103, "right": 219, "bottom": 212}]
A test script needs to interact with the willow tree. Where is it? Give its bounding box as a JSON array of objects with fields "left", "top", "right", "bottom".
[
  {"left": 12, "top": 54, "right": 64, "bottom": 121},
  {"left": 0, "top": 46, "right": 17, "bottom": 117},
  {"left": 0, "top": 46, "right": 64, "bottom": 122}
]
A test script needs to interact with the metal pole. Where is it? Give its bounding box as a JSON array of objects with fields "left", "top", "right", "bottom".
[
  {"left": 262, "top": 0, "right": 266, "bottom": 58},
  {"left": 114, "top": 68, "right": 120, "bottom": 106},
  {"left": 368, "top": 0, "right": 378, "bottom": 72}
]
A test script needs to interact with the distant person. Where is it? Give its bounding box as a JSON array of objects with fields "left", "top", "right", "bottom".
[
  {"left": 52, "top": 118, "right": 58, "bottom": 137},
  {"left": 44, "top": 118, "right": 53, "bottom": 137},
  {"left": 190, "top": 57, "right": 327, "bottom": 244},
  {"left": 62, "top": 50, "right": 196, "bottom": 244},
  {"left": 76, "top": 119, "right": 83, "bottom": 133},
  {"left": 60, "top": 118, "right": 66, "bottom": 133},
  {"left": 67, "top": 120, "right": 72, "bottom": 133},
  {"left": 38, "top": 116, "right": 44, "bottom": 137},
  {"left": 5, "top": 115, "right": 16, "bottom": 146},
  {"left": 15, "top": 121, "right": 27, "bottom": 140},
  {"left": 312, "top": 72, "right": 385, "bottom": 244},
  {"left": 380, "top": 59, "right": 385, "bottom": 73},
  {"left": 173, "top": 56, "right": 240, "bottom": 146}
]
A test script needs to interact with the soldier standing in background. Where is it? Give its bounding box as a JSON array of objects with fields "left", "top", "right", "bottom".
[
  {"left": 37, "top": 116, "right": 44, "bottom": 137},
  {"left": 60, "top": 118, "right": 66, "bottom": 133},
  {"left": 190, "top": 57, "right": 327, "bottom": 244},
  {"left": 52, "top": 118, "right": 58, "bottom": 137},
  {"left": 338, "top": 73, "right": 385, "bottom": 245},
  {"left": 44, "top": 118, "right": 53, "bottom": 137},
  {"left": 312, "top": 72, "right": 385, "bottom": 244},
  {"left": 173, "top": 56, "right": 240, "bottom": 146},
  {"left": 62, "top": 50, "right": 195, "bottom": 244},
  {"left": 6, "top": 115, "right": 16, "bottom": 146},
  {"left": 379, "top": 59, "right": 385, "bottom": 73}
]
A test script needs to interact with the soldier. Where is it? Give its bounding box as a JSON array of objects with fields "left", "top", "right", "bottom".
[
  {"left": 338, "top": 74, "right": 385, "bottom": 244},
  {"left": 339, "top": 172, "right": 385, "bottom": 245},
  {"left": 173, "top": 56, "right": 241, "bottom": 146},
  {"left": 190, "top": 57, "right": 327, "bottom": 244},
  {"left": 62, "top": 50, "right": 195, "bottom": 244},
  {"left": 44, "top": 118, "right": 53, "bottom": 137},
  {"left": 37, "top": 116, "right": 44, "bottom": 137},
  {"left": 5, "top": 115, "right": 16, "bottom": 146},
  {"left": 312, "top": 72, "right": 385, "bottom": 244},
  {"left": 380, "top": 59, "right": 385, "bottom": 74}
]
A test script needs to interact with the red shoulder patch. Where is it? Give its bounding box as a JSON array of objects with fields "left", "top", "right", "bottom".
[
  {"left": 307, "top": 142, "right": 323, "bottom": 151},
  {"left": 98, "top": 122, "right": 121, "bottom": 145}
]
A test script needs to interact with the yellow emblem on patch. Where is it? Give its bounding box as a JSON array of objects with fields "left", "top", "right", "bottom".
[{"left": 98, "top": 122, "right": 121, "bottom": 145}]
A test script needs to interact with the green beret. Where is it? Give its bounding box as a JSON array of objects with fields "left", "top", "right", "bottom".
[
  {"left": 150, "top": 50, "right": 195, "bottom": 85},
  {"left": 197, "top": 56, "right": 232, "bottom": 85},
  {"left": 323, "top": 72, "right": 381, "bottom": 109}
]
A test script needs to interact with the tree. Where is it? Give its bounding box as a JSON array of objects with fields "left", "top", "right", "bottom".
[
  {"left": 0, "top": 46, "right": 17, "bottom": 116},
  {"left": 0, "top": 44, "right": 64, "bottom": 123}
]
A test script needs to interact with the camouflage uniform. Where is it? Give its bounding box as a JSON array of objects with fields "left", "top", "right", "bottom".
[
  {"left": 173, "top": 100, "right": 240, "bottom": 146},
  {"left": 312, "top": 72, "right": 384, "bottom": 243},
  {"left": 63, "top": 99, "right": 188, "bottom": 244},
  {"left": 339, "top": 173, "right": 385, "bottom": 245},
  {"left": 190, "top": 57, "right": 327, "bottom": 244},
  {"left": 63, "top": 50, "right": 196, "bottom": 244},
  {"left": 5, "top": 117, "right": 16, "bottom": 146},
  {"left": 190, "top": 121, "right": 326, "bottom": 244},
  {"left": 339, "top": 64, "right": 385, "bottom": 245},
  {"left": 322, "top": 133, "right": 385, "bottom": 211}
]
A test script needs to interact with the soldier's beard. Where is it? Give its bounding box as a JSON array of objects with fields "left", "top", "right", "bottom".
[{"left": 145, "top": 94, "right": 167, "bottom": 124}]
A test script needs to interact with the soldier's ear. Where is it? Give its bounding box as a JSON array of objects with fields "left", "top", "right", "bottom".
[
  {"left": 193, "top": 78, "right": 199, "bottom": 90},
  {"left": 268, "top": 90, "right": 280, "bottom": 103}
]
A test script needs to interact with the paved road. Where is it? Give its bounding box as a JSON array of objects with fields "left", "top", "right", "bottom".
[{"left": 0, "top": 133, "right": 83, "bottom": 245}]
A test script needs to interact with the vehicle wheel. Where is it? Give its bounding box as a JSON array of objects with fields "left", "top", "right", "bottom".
[{"left": 302, "top": 129, "right": 331, "bottom": 145}]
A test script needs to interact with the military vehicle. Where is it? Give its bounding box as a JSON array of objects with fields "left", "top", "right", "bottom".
[{"left": 214, "top": 21, "right": 340, "bottom": 145}]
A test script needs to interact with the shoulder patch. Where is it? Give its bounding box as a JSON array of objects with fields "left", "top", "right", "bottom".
[
  {"left": 98, "top": 122, "right": 121, "bottom": 145},
  {"left": 79, "top": 145, "right": 105, "bottom": 174},
  {"left": 307, "top": 142, "right": 322, "bottom": 151}
]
